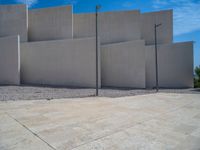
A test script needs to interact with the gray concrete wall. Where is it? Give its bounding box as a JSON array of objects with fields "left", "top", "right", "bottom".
[
  {"left": 145, "top": 42, "right": 193, "bottom": 88},
  {"left": 74, "top": 10, "right": 141, "bottom": 44},
  {"left": 0, "top": 4, "right": 27, "bottom": 42},
  {"left": 141, "top": 10, "right": 173, "bottom": 45},
  {"left": 21, "top": 37, "right": 101, "bottom": 88},
  {"left": 28, "top": 6, "right": 73, "bottom": 42},
  {"left": 101, "top": 40, "right": 145, "bottom": 88},
  {"left": 0, "top": 36, "right": 20, "bottom": 85}
]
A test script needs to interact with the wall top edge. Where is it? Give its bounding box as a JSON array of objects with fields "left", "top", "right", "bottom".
[
  {"left": 29, "top": 5, "right": 72, "bottom": 11},
  {"left": 22, "top": 37, "right": 96, "bottom": 45},
  {"left": 0, "top": 4, "right": 173, "bottom": 16},
  {"left": 0, "top": 4, "right": 26, "bottom": 8},
  {"left": 142, "top": 9, "right": 173, "bottom": 15},
  {"left": 0, "top": 35, "right": 19, "bottom": 40},
  {"left": 174, "top": 41, "right": 194, "bottom": 44},
  {"left": 146, "top": 41, "right": 194, "bottom": 47},
  {"left": 74, "top": 9, "right": 140, "bottom": 15},
  {"left": 101, "top": 40, "right": 145, "bottom": 47}
]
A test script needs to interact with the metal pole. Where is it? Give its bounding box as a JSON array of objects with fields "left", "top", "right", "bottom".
[
  {"left": 154, "top": 23, "right": 162, "bottom": 92},
  {"left": 95, "top": 5, "right": 100, "bottom": 96}
]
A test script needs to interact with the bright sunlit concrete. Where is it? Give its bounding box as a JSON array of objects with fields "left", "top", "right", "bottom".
[{"left": 0, "top": 93, "right": 200, "bottom": 150}]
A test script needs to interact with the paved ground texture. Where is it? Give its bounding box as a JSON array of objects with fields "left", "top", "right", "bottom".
[
  {"left": 0, "top": 93, "right": 200, "bottom": 150},
  {"left": 0, "top": 85, "right": 200, "bottom": 100}
]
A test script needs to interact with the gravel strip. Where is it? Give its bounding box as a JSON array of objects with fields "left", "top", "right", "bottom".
[{"left": 0, "top": 85, "right": 199, "bottom": 101}]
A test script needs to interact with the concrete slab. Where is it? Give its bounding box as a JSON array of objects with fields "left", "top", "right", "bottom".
[
  {"left": 101, "top": 40, "right": 145, "bottom": 88},
  {"left": 0, "top": 114, "right": 52, "bottom": 150},
  {"left": 28, "top": 5, "right": 73, "bottom": 42},
  {"left": 21, "top": 37, "right": 100, "bottom": 88},
  {"left": 141, "top": 10, "right": 173, "bottom": 45},
  {"left": 0, "top": 93, "right": 200, "bottom": 150},
  {"left": 74, "top": 10, "right": 141, "bottom": 44},
  {"left": 0, "top": 4, "right": 28, "bottom": 42},
  {"left": 145, "top": 42, "right": 193, "bottom": 88},
  {"left": 0, "top": 36, "right": 20, "bottom": 85}
]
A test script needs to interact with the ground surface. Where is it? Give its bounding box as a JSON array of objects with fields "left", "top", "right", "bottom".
[
  {"left": 0, "top": 85, "right": 200, "bottom": 100},
  {"left": 0, "top": 93, "right": 200, "bottom": 150}
]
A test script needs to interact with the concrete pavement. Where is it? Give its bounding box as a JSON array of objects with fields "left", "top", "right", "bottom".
[{"left": 0, "top": 93, "right": 200, "bottom": 150}]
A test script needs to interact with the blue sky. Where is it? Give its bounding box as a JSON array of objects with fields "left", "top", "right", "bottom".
[{"left": 0, "top": 0, "right": 199, "bottom": 67}]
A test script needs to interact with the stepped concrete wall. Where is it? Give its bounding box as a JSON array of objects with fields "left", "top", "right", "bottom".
[
  {"left": 0, "top": 36, "right": 20, "bottom": 85},
  {"left": 141, "top": 10, "right": 173, "bottom": 45},
  {"left": 145, "top": 42, "right": 193, "bottom": 88},
  {"left": 0, "top": 4, "right": 27, "bottom": 42},
  {"left": 21, "top": 37, "right": 101, "bottom": 88},
  {"left": 74, "top": 10, "right": 141, "bottom": 44},
  {"left": 0, "top": 4, "right": 194, "bottom": 89},
  {"left": 101, "top": 40, "right": 145, "bottom": 88},
  {"left": 28, "top": 6, "right": 73, "bottom": 42}
]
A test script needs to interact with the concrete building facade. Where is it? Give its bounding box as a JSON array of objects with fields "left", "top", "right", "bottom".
[{"left": 0, "top": 4, "right": 194, "bottom": 88}]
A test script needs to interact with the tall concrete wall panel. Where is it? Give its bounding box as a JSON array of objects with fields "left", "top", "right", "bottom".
[
  {"left": 145, "top": 42, "right": 193, "bottom": 88},
  {"left": 28, "top": 6, "right": 73, "bottom": 42},
  {"left": 101, "top": 40, "right": 145, "bottom": 88},
  {"left": 21, "top": 37, "right": 101, "bottom": 88},
  {"left": 141, "top": 10, "right": 173, "bottom": 45},
  {"left": 74, "top": 10, "right": 141, "bottom": 44},
  {"left": 0, "top": 36, "right": 20, "bottom": 85},
  {"left": 0, "top": 4, "right": 27, "bottom": 42},
  {"left": 74, "top": 13, "right": 95, "bottom": 39}
]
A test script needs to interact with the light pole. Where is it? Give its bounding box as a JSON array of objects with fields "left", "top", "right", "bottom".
[
  {"left": 95, "top": 5, "right": 101, "bottom": 96},
  {"left": 154, "top": 23, "right": 162, "bottom": 92}
]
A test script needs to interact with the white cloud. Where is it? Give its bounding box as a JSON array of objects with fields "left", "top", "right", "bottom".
[
  {"left": 17, "top": 0, "right": 38, "bottom": 7},
  {"left": 153, "top": 0, "right": 168, "bottom": 8},
  {"left": 153, "top": 0, "right": 200, "bottom": 35}
]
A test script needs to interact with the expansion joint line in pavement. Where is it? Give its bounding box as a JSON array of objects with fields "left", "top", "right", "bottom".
[
  {"left": 5, "top": 112, "right": 57, "bottom": 150},
  {"left": 70, "top": 100, "right": 195, "bottom": 150}
]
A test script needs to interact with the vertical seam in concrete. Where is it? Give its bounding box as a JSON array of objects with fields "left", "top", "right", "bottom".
[
  {"left": 18, "top": 35, "right": 21, "bottom": 85},
  {"left": 71, "top": 5, "right": 74, "bottom": 39},
  {"left": 5, "top": 112, "right": 57, "bottom": 150},
  {"left": 26, "top": 5, "right": 29, "bottom": 42}
]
